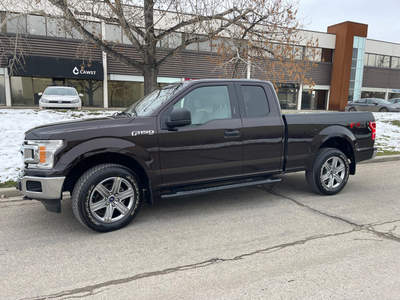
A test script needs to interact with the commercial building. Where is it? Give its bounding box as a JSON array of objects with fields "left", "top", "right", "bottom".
[{"left": 0, "top": 11, "right": 399, "bottom": 111}]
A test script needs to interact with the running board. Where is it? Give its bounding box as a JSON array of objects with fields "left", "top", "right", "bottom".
[{"left": 161, "top": 177, "right": 281, "bottom": 199}]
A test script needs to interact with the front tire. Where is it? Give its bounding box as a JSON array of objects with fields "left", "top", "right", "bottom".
[
  {"left": 306, "top": 148, "right": 350, "bottom": 195},
  {"left": 72, "top": 164, "right": 142, "bottom": 232},
  {"left": 379, "top": 107, "right": 388, "bottom": 112}
]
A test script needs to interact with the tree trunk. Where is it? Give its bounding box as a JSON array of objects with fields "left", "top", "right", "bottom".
[{"left": 143, "top": 67, "right": 158, "bottom": 96}]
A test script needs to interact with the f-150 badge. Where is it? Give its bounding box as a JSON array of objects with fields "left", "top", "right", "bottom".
[{"left": 131, "top": 130, "right": 155, "bottom": 136}]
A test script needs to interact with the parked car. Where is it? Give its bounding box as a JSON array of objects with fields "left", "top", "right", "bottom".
[
  {"left": 388, "top": 98, "right": 400, "bottom": 104},
  {"left": 345, "top": 98, "right": 400, "bottom": 112},
  {"left": 39, "top": 86, "right": 83, "bottom": 110},
  {"left": 18, "top": 79, "right": 377, "bottom": 232}
]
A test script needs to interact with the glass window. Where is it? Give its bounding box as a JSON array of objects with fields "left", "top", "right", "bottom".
[
  {"left": 376, "top": 55, "right": 390, "bottom": 68},
  {"left": 66, "top": 25, "right": 82, "bottom": 39},
  {"left": 108, "top": 81, "right": 143, "bottom": 108},
  {"left": 352, "top": 48, "right": 358, "bottom": 59},
  {"left": 84, "top": 80, "right": 103, "bottom": 107},
  {"left": 4, "top": 13, "right": 27, "bottom": 34},
  {"left": 66, "top": 79, "right": 102, "bottom": 107},
  {"left": 367, "top": 54, "right": 376, "bottom": 66},
  {"left": 27, "top": 15, "right": 46, "bottom": 35},
  {"left": 32, "top": 77, "right": 52, "bottom": 105},
  {"left": 108, "top": 81, "right": 125, "bottom": 107},
  {"left": 294, "top": 46, "right": 304, "bottom": 60},
  {"left": 84, "top": 22, "right": 101, "bottom": 37},
  {"left": 364, "top": 54, "right": 369, "bottom": 66},
  {"left": 10, "top": 76, "right": 34, "bottom": 106},
  {"left": 361, "top": 91, "right": 385, "bottom": 99},
  {"left": 278, "top": 87, "right": 298, "bottom": 110},
  {"left": 47, "top": 18, "right": 66, "bottom": 38},
  {"left": 123, "top": 30, "right": 144, "bottom": 45},
  {"left": 0, "top": 75, "right": 6, "bottom": 106},
  {"left": 198, "top": 39, "right": 211, "bottom": 52},
  {"left": 105, "top": 24, "right": 122, "bottom": 43},
  {"left": 124, "top": 81, "right": 142, "bottom": 107},
  {"left": 173, "top": 85, "right": 231, "bottom": 125},
  {"left": 305, "top": 47, "right": 321, "bottom": 61},
  {"left": 391, "top": 57, "right": 400, "bottom": 69},
  {"left": 211, "top": 37, "right": 223, "bottom": 53},
  {"left": 241, "top": 85, "right": 269, "bottom": 117},
  {"left": 185, "top": 34, "right": 198, "bottom": 51},
  {"left": 167, "top": 32, "right": 182, "bottom": 48}
]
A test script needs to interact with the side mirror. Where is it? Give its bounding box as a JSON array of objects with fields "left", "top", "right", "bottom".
[
  {"left": 38, "top": 92, "right": 43, "bottom": 96},
  {"left": 374, "top": 102, "right": 378, "bottom": 105},
  {"left": 166, "top": 107, "right": 191, "bottom": 131},
  {"left": 78, "top": 93, "right": 84, "bottom": 97}
]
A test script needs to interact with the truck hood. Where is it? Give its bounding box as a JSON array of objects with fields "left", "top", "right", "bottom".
[{"left": 25, "top": 116, "right": 134, "bottom": 140}]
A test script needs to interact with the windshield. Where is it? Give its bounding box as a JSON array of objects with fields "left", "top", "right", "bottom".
[
  {"left": 44, "top": 87, "right": 78, "bottom": 96},
  {"left": 124, "top": 83, "right": 183, "bottom": 116}
]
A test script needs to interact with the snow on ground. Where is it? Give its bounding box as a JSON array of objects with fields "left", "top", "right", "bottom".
[
  {"left": 0, "top": 109, "right": 399, "bottom": 183},
  {"left": 0, "top": 109, "right": 118, "bottom": 183}
]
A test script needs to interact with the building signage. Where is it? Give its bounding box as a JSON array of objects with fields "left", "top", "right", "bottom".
[{"left": 10, "top": 56, "right": 103, "bottom": 80}]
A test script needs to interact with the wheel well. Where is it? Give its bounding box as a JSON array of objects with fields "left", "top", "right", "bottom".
[
  {"left": 63, "top": 153, "right": 149, "bottom": 193},
  {"left": 320, "top": 137, "right": 356, "bottom": 175}
]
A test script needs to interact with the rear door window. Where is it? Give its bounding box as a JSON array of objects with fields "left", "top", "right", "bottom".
[{"left": 240, "top": 85, "right": 270, "bottom": 118}]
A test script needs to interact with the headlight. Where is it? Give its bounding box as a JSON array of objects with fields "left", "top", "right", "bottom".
[
  {"left": 40, "top": 98, "right": 49, "bottom": 103},
  {"left": 21, "top": 140, "right": 63, "bottom": 169},
  {"left": 71, "top": 99, "right": 79, "bottom": 103}
]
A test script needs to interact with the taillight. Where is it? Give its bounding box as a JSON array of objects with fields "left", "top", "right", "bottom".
[{"left": 368, "top": 121, "right": 376, "bottom": 140}]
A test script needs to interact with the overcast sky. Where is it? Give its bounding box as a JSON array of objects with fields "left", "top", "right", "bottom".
[{"left": 296, "top": 0, "right": 400, "bottom": 44}]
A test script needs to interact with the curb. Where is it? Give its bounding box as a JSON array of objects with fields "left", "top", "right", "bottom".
[
  {"left": 358, "top": 154, "right": 400, "bottom": 164},
  {"left": 2, "top": 154, "right": 400, "bottom": 198},
  {"left": 0, "top": 187, "right": 23, "bottom": 198}
]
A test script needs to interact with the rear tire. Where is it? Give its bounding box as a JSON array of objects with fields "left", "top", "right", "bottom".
[
  {"left": 72, "top": 164, "right": 142, "bottom": 232},
  {"left": 348, "top": 107, "right": 356, "bottom": 111},
  {"left": 306, "top": 148, "right": 350, "bottom": 195}
]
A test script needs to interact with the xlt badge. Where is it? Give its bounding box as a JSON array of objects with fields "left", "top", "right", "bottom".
[{"left": 131, "top": 130, "right": 155, "bottom": 136}]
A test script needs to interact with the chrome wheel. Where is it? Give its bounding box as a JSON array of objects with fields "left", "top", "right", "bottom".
[
  {"left": 89, "top": 177, "right": 135, "bottom": 223},
  {"left": 320, "top": 156, "right": 346, "bottom": 189},
  {"left": 306, "top": 148, "right": 350, "bottom": 195}
]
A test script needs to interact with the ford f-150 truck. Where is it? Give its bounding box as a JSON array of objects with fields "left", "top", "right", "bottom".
[{"left": 17, "top": 79, "right": 377, "bottom": 232}]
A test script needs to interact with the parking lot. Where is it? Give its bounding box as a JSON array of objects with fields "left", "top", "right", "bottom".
[{"left": 1, "top": 159, "right": 400, "bottom": 300}]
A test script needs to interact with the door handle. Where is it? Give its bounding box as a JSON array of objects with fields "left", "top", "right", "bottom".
[{"left": 224, "top": 129, "right": 240, "bottom": 138}]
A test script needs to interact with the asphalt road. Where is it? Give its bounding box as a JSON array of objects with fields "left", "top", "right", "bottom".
[{"left": 1, "top": 160, "right": 400, "bottom": 300}]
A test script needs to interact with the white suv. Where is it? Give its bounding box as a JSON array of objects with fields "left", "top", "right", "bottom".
[{"left": 39, "top": 86, "right": 83, "bottom": 110}]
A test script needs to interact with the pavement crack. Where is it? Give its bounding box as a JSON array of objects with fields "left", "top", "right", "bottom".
[
  {"left": 20, "top": 230, "right": 355, "bottom": 300},
  {"left": 260, "top": 185, "right": 362, "bottom": 227},
  {"left": 260, "top": 185, "right": 400, "bottom": 244}
]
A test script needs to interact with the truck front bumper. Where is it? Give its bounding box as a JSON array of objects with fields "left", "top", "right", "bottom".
[{"left": 17, "top": 171, "right": 65, "bottom": 213}]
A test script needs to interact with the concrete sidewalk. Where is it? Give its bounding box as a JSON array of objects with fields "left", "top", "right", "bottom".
[{"left": 2, "top": 154, "right": 400, "bottom": 198}]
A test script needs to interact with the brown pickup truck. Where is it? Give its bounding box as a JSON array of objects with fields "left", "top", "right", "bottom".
[{"left": 17, "top": 79, "right": 377, "bottom": 232}]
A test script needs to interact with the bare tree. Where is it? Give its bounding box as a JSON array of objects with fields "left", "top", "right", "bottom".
[
  {"left": 209, "top": 0, "right": 319, "bottom": 90},
  {"left": 0, "top": 13, "right": 29, "bottom": 75},
  {"left": 1, "top": 0, "right": 317, "bottom": 95}
]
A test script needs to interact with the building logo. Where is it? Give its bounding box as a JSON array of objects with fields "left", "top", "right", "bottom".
[{"left": 72, "top": 66, "right": 97, "bottom": 76}]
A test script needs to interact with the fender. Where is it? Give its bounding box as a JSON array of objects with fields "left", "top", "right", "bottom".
[
  {"left": 307, "top": 125, "right": 357, "bottom": 169},
  {"left": 54, "top": 137, "right": 154, "bottom": 176}
]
